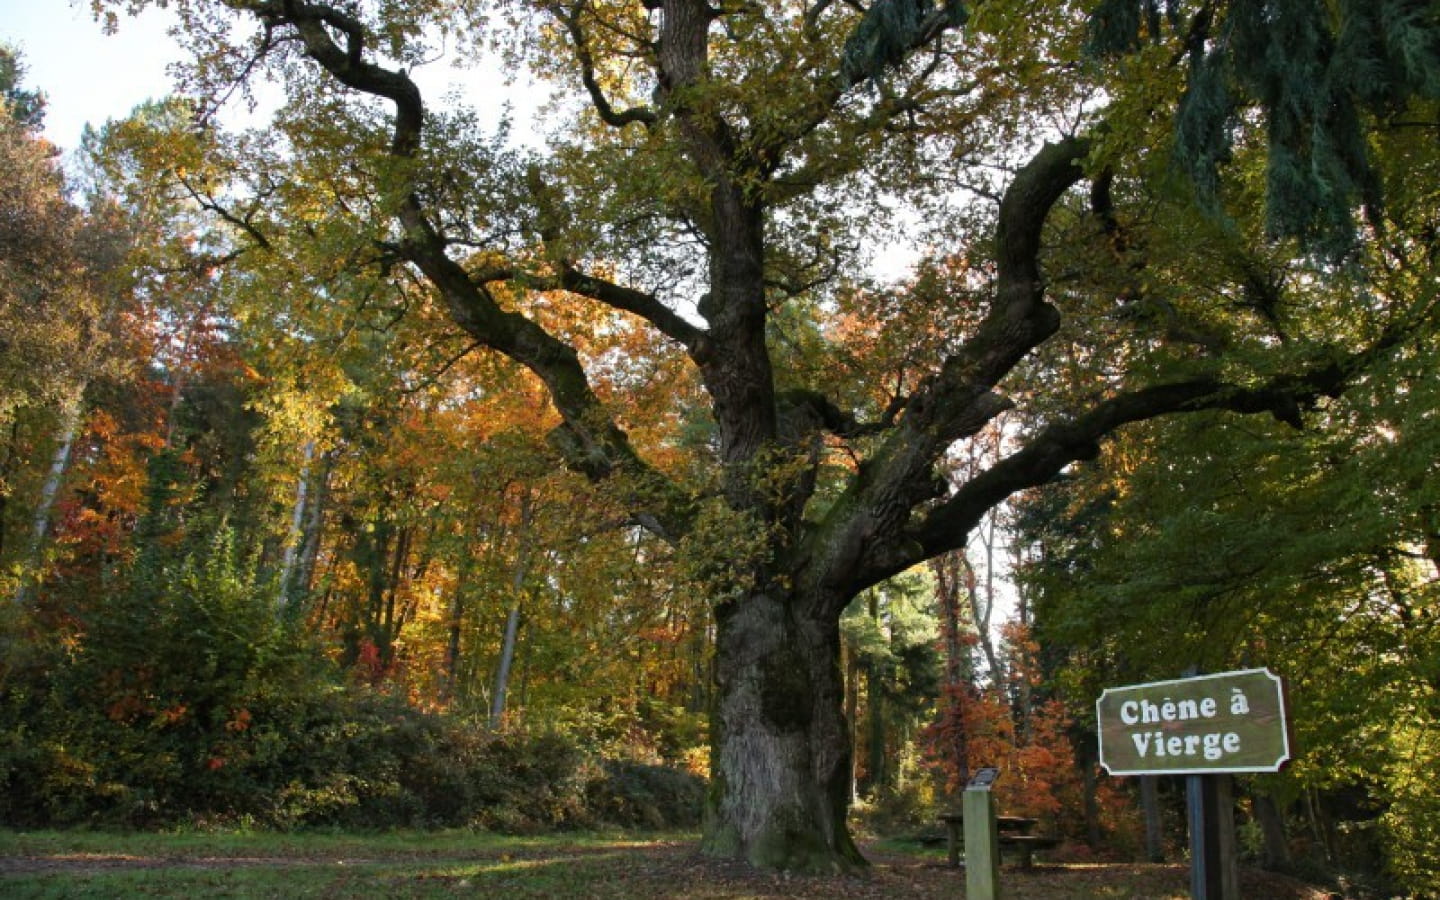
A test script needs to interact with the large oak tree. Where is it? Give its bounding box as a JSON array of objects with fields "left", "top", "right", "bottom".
[{"left": 97, "top": 0, "right": 1439, "bottom": 872}]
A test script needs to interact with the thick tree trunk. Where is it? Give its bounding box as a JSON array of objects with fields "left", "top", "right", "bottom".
[{"left": 703, "top": 590, "right": 864, "bottom": 873}]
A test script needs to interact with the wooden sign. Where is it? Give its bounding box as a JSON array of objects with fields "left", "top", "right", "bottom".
[{"left": 1097, "top": 668, "right": 1291, "bottom": 776}]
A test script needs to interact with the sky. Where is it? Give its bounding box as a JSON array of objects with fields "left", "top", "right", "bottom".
[
  {"left": 2, "top": 1, "right": 183, "bottom": 153},
  {"left": 2, "top": 1, "right": 548, "bottom": 160}
]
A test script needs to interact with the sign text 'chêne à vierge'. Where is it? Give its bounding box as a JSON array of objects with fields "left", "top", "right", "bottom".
[{"left": 1096, "top": 668, "right": 1291, "bottom": 776}]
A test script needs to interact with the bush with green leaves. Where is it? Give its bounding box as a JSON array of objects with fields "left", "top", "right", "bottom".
[{"left": 0, "top": 524, "right": 702, "bottom": 831}]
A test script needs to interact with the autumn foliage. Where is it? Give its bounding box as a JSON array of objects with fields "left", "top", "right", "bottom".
[{"left": 3, "top": 0, "right": 1438, "bottom": 886}]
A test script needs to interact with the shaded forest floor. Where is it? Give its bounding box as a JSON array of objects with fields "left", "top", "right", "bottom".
[{"left": 0, "top": 830, "right": 1338, "bottom": 898}]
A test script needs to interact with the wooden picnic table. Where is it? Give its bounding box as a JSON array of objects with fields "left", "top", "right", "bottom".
[
  {"left": 938, "top": 813, "right": 1057, "bottom": 869},
  {"left": 996, "top": 815, "right": 1037, "bottom": 834}
]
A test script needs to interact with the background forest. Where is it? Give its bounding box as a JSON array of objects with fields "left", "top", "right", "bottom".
[{"left": 2, "top": 0, "right": 1438, "bottom": 894}]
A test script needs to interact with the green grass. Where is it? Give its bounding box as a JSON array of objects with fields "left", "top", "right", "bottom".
[
  {"left": 0, "top": 826, "right": 648, "bottom": 858},
  {"left": 2, "top": 852, "right": 663, "bottom": 899},
  {"left": 0, "top": 828, "right": 1334, "bottom": 899},
  {"left": 0, "top": 829, "right": 699, "bottom": 899}
]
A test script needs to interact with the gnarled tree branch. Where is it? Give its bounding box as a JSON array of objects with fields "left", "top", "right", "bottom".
[
  {"left": 555, "top": 2, "right": 659, "bottom": 129},
  {"left": 242, "top": 0, "right": 691, "bottom": 538}
]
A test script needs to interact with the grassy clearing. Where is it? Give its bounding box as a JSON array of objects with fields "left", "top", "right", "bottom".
[
  {"left": 0, "top": 830, "right": 694, "bottom": 899},
  {"left": 0, "top": 827, "right": 643, "bottom": 860},
  {"left": 0, "top": 829, "right": 1337, "bottom": 899}
]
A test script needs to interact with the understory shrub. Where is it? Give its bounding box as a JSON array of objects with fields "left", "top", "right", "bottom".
[
  {"left": 0, "top": 530, "right": 704, "bottom": 832},
  {"left": 582, "top": 759, "right": 707, "bottom": 830},
  {"left": 0, "top": 628, "right": 704, "bottom": 831}
]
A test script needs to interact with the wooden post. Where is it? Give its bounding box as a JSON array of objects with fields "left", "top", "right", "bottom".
[
  {"left": 964, "top": 787, "right": 1000, "bottom": 900},
  {"left": 1187, "top": 774, "right": 1240, "bottom": 899}
]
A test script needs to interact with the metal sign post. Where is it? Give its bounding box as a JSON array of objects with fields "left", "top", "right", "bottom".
[
  {"left": 1187, "top": 773, "right": 1240, "bottom": 899},
  {"left": 1096, "top": 668, "right": 1292, "bottom": 900}
]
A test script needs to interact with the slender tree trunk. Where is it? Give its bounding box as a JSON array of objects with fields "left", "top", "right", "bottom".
[
  {"left": 489, "top": 491, "right": 535, "bottom": 729},
  {"left": 442, "top": 551, "right": 477, "bottom": 704},
  {"left": 1254, "top": 790, "right": 1291, "bottom": 872},
  {"left": 377, "top": 524, "right": 413, "bottom": 670},
  {"left": 444, "top": 586, "right": 466, "bottom": 702},
  {"left": 384, "top": 526, "right": 413, "bottom": 628},
  {"left": 865, "top": 590, "right": 887, "bottom": 799},
  {"left": 962, "top": 550, "right": 1002, "bottom": 685},
  {"left": 1013, "top": 589, "right": 1033, "bottom": 739},
  {"left": 294, "top": 452, "right": 332, "bottom": 602},
  {"left": 14, "top": 399, "right": 82, "bottom": 605},
  {"left": 343, "top": 517, "right": 393, "bottom": 671},
  {"left": 0, "top": 419, "right": 20, "bottom": 563},
  {"left": 702, "top": 588, "right": 864, "bottom": 873},
  {"left": 689, "top": 608, "right": 711, "bottom": 714},
  {"left": 933, "top": 552, "right": 972, "bottom": 792},
  {"left": 1419, "top": 503, "right": 1440, "bottom": 578},
  {"left": 29, "top": 407, "right": 79, "bottom": 551},
  {"left": 844, "top": 643, "right": 860, "bottom": 803},
  {"left": 1141, "top": 775, "right": 1166, "bottom": 862},
  {"left": 398, "top": 535, "right": 434, "bottom": 632},
  {"left": 279, "top": 441, "right": 315, "bottom": 612},
  {"left": 1304, "top": 788, "right": 1333, "bottom": 863},
  {"left": 1078, "top": 732, "right": 1102, "bottom": 847},
  {"left": 490, "top": 599, "right": 524, "bottom": 728}
]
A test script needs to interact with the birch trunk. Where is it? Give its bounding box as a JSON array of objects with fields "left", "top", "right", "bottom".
[
  {"left": 279, "top": 441, "right": 315, "bottom": 613},
  {"left": 488, "top": 492, "right": 535, "bottom": 729},
  {"left": 13, "top": 399, "right": 81, "bottom": 605}
]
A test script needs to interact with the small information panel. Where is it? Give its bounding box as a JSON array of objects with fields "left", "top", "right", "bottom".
[
  {"left": 1097, "top": 668, "right": 1291, "bottom": 776},
  {"left": 967, "top": 767, "right": 1000, "bottom": 790}
]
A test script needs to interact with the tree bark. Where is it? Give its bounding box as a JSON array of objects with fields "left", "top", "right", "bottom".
[
  {"left": 844, "top": 643, "right": 860, "bottom": 803},
  {"left": 962, "top": 549, "right": 1002, "bottom": 686},
  {"left": 0, "top": 419, "right": 20, "bottom": 564},
  {"left": 1254, "top": 790, "right": 1291, "bottom": 872},
  {"left": 443, "top": 555, "right": 472, "bottom": 705},
  {"left": 1078, "top": 732, "right": 1103, "bottom": 847},
  {"left": 490, "top": 491, "right": 535, "bottom": 729},
  {"left": 294, "top": 451, "right": 332, "bottom": 604},
  {"left": 932, "top": 552, "right": 972, "bottom": 792},
  {"left": 1142, "top": 775, "right": 1166, "bottom": 862},
  {"left": 279, "top": 441, "right": 315, "bottom": 613},
  {"left": 864, "top": 590, "right": 887, "bottom": 799},
  {"left": 13, "top": 397, "right": 81, "bottom": 605},
  {"left": 703, "top": 589, "right": 864, "bottom": 873}
]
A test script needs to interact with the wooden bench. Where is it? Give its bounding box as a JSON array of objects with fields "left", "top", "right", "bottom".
[{"left": 998, "top": 833, "right": 1060, "bottom": 869}]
